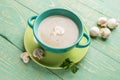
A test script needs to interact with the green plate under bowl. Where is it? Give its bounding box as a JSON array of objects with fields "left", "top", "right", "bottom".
[{"left": 24, "top": 26, "right": 89, "bottom": 69}]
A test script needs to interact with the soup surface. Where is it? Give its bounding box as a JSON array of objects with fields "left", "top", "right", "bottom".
[{"left": 38, "top": 15, "right": 79, "bottom": 48}]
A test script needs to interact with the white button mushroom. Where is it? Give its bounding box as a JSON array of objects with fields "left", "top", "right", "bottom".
[
  {"left": 107, "top": 18, "right": 118, "bottom": 29},
  {"left": 33, "top": 48, "right": 44, "bottom": 60},
  {"left": 90, "top": 26, "right": 100, "bottom": 37},
  {"left": 97, "top": 17, "right": 107, "bottom": 27},
  {"left": 100, "top": 28, "right": 111, "bottom": 39},
  {"left": 20, "top": 52, "right": 30, "bottom": 63}
]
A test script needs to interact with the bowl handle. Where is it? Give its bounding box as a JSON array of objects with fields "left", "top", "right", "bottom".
[
  {"left": 27, "top": 16, "right": 37, "bottom": 28},
  {"left": 76, "top": 33, "right": 91, "bottom": 48}
]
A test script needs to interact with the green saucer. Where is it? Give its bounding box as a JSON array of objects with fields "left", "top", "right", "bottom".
[{"left": 24, "top": 26, "right": 89, "bottom": 69}]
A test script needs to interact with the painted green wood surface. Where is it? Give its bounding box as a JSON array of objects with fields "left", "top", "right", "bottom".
[{"left": 0, "top": 0, "right": 120, "bottom": 80}]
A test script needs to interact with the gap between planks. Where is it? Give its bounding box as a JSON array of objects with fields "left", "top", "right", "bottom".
[
  {"left": 91, "top": 45, "right": 120, "bottom": 63},
  {"left": 78, "top": 0, "right": 120, "bottom": 23},
  {"left": 0, "top": 34, "right": 24, "bottom": 52},
  {"left": 14, "top": 0, "right": 38, "bottom": 14}
]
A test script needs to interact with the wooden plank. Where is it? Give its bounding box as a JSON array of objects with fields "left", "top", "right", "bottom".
[
  {"left": 15, "top": 0, "right": 120, "bottom": 62},
  {"left": 79, "top": 0, "right": 120, "bottom": 19},
  {"left": 0, "top": 0, "right": 37, "bottom": 51},
  {"left": 0, "top": 36, "right": 62, "bottom": 80}
]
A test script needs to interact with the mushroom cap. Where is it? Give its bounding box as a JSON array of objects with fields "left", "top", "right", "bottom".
[
  {"left": 107, "top": 18, "right": 118, "bottom": 29},
  {"left": 90, "top": 26, "right": 100, "bottom": 37},
  {"left": 98, "top": 17, "right": 107, "bottom": 27},
  {"left": 100, "top": 28, "right": 111, "bottom": 38}
]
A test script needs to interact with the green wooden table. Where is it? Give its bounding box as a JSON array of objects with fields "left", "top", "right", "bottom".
[{"left": 0, "top": 0, "right": 120, "bottom": 80}]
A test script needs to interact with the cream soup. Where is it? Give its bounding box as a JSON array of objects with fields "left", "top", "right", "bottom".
[{"left": 38, "top": 15, "right": 79, "bottom": 48}]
